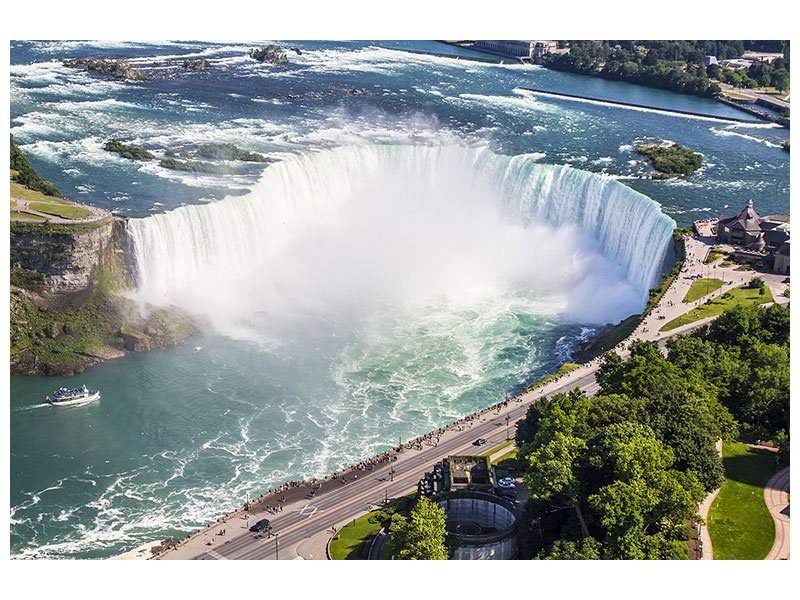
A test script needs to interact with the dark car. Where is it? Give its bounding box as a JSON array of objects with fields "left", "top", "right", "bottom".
[
  {"left": 249, "top": 518, "right": 270, "bottom": 532},
  {"left": 499, "top": 492, "right": 518, "bottom": 504},
  {"left": 473, "top": 438, "right": 486, "bottom": 446}
]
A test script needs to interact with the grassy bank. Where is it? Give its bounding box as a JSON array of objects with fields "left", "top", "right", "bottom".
[
  {"left": 683, "top": 278, "right": 724, "bottom": 303},
  {"left": 661, "top": 285, "right": 773, "bottom": 331},
  {"left": 524, "top": 362, "right": 580, "bottom": 392},
  {"left": 328, "top": 494, "right": 416, "bottom": 560},
  {"left": 28, "top": 202, "right": 93, "bottom": 219},
  {"left": 707, "top": 442, "right": 777, "bottom": 559}
]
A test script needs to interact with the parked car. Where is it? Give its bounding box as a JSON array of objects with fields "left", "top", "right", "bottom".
[
  {"left": 473, "top": 438, "right": 486, "bottom": 446},
  {"left": 249, "top": 518, "right": 270, "bottom": 532},
  {"left": 498, "top": 477, "right": 516, "bottom": 488}
]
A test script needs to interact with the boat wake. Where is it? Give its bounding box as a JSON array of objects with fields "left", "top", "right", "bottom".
[{"left": 12, "top": 403, "right": 52, "bottom": 412}]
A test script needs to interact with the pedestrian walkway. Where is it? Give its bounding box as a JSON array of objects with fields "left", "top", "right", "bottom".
[
  {"left": 696, "top": 439, "right": 724, "bottom": 559},
  {"left": 764, "top": 467, "right": 790, "bottom": 560}
]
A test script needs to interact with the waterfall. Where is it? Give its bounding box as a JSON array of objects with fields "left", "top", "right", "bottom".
[{"left": 127, "top": 145, "right": 675, "bottom": 318}]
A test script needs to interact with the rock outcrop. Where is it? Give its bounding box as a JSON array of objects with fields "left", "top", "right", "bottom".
[{"left": 10, "top": 217, "right": 196, "bottom": 376}]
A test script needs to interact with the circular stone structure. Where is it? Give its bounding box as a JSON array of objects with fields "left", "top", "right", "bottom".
[{"left": 436, "top": 491, "right": 518, "bottom": 560}]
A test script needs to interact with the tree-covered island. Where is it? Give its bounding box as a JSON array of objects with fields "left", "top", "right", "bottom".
[{"left": 636, "top": 142, "right": 703, "bottom": 178}]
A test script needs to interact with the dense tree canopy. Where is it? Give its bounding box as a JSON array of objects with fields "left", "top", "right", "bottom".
[
  {"left": 669, "top": 303, "right": 790, "bottom": 437},
  {"left": 516, "top": 302, "right": 788, "bottom": 559}
]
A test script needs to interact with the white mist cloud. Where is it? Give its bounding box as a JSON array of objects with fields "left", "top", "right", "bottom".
[{"left": 130, "top": 145, "right": 649, "bottom": 342}]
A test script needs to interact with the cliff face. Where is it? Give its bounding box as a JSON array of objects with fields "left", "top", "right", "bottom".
[
  {"left": 10, "top": 218, "right": 196, "bottom": 376},
  {"left": 11, "top": 218, "right": 133, "bottom": 294}
]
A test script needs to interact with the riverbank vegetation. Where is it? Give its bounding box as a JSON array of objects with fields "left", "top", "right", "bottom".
[
  {"left": 10, "top": 134, "right": 62, "bottom": 197},
  {"left": 524, "top": 363, "right": 580, "bottom": 392},
  {"left": 635, "top": 143, "right": 702, "bottom": 177}
]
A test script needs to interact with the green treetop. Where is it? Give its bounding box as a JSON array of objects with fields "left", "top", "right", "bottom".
[{"left": 387, "top": 497, "right": 449, "bottom": 560}]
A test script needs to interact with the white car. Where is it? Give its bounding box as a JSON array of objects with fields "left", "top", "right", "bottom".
[{"left": 497, "top": 477, "right": 515, "bottom": 488}]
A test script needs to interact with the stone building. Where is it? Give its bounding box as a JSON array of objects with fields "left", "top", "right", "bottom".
[{"left": 716, "top": 200, "right": 790, "bottom": 273}]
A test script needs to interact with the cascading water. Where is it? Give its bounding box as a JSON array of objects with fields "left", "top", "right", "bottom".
[{"left": 127, "top": 144, "right": 675, "bottom": 330}]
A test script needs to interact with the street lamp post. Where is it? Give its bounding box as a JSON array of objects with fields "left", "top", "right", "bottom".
[
  {"left": 506, "top": 415, "right": 510, "bottom": 441},
  {"left": 275, "top": 532, "right": 279, "bottom": 560}
]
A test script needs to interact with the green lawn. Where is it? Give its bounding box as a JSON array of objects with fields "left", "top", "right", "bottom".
[
  {"left": 708, "top": 441, "right": 776, "bottom": 560},
  {"left": 10, "top": 211, "right": 48, "bottom": 221},
  {"left": 328, "top": 514, "right": 383, "bottom": 560},
  {"left": 28, "top": 202, "right": 93, "bottom": 219},
  {"left": 328, "top": 493, "right": 416, "bottom": 560},
  {"left": 10, "top": 182, "right": 70, "bottom": 204},
  {"left": 661, "top": 285, "right": 773, "bottom": 332},
  {"left": 480, "top": 439, "right": 515, "bottom": 458},
  {"left": 683, "top": 278, "right": 724, "bottom": 303},
  {"left": 494, "top": 448, "right": 518, "bottom": 466},
  {"left": 525, "top": 362, "right": 581, "bottom": 391},
  {"left": 721, "top": 91, "right": 756, "bottom": 100}
]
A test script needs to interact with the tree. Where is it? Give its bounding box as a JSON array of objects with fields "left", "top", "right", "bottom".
[
  {"left": 537, "top": 537, "right": 602, "bottom": 559},
  {"left": 587, "top": 422, "right": 704, "bottom": 559},
  {"left": 771, "top": 68, "right": 790, "bottom": 93},
  {"left": 386, "top": 497, "right": 448, "bottom": 560},
  {"left": 10, "top": 134, "right": 62, "bottom": 197},
  {"left": 597, "top": 342, "right": 724, "bottom": 491},
  {"left": 773, "top": 430, "right": 789, "bottom": 465},
  {"left": 732, "top": 341, "right": 789, "bottom": 436}
]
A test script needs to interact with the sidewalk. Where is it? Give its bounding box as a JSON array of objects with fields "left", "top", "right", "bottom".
[
  {"left": 764, "top": 467, "right": 790, "bottom": 560},
  {"left": 696, "top": 439, "right": 724, "bottom": 559}
]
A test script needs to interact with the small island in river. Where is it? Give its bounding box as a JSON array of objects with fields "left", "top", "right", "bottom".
[{"left": 636, "top": 142, "right": 703, "bottom": 178}]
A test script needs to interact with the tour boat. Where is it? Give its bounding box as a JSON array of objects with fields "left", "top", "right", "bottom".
[{"left": 47, "top": 385, "right": 100, "bottom": 407}]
